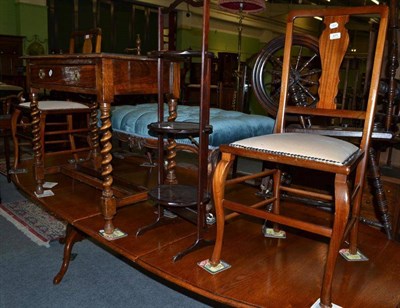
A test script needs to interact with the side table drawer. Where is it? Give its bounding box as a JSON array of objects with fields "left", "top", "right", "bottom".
[{"left": 29, "top": 65, "right": 96, "bottom": 90}]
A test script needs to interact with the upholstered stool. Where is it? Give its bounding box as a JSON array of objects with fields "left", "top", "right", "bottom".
[{"left": 12, "top": 100, "right": 93, "bottom": 168}]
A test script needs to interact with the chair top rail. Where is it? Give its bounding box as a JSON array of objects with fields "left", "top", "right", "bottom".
[{"left": 287, "top": 5, "right": 389, "bottom": 21}]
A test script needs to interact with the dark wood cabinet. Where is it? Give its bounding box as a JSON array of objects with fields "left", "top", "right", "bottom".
[
  {"left": 181, "top": 52, "right": 241, "bottom": 111},
  {"left": 218, "top": 52, "right": 237, "bottom": 86},
  {"left": 182, "top": 59, "right": 219, "bottom": 107},
  {"left": 0, "top": 35, "right": 25, "bottom": 87}
]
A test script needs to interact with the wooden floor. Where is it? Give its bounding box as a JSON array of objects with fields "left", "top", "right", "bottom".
[{"left": 11, "top": 151, "right": 400, "bottom": 308}]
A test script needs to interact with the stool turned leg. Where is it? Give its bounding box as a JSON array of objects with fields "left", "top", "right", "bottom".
[
  {"left": 11, "top": 108, "right": 21, "bottom": 169},
  {"left": 30, "top": 91, "right": 45, "bottom": 195},
  {"left": 165, "top": 97, "right": 178, "bottom": 185},
  {"left": 165, "top": 136, "right": 178, "bottom": 184}
]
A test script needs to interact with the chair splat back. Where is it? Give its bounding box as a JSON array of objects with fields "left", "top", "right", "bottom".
[
  {"left": 318, "top": 15, "right": 349, "bottom": 109},
  {"left": 277, "top": 6, "right": 389, "bottom": 139},
  {"left": 69, "top": 28, "right": 102, "bottom": 54}
]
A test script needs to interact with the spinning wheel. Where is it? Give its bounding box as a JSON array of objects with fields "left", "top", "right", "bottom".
[{"left": 252, "top": 34, "right": 321, "bottom": 118}]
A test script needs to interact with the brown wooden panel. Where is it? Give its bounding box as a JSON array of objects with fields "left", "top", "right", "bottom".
[{"left": 113, "top": 59, "right": 159, "bottom": 94}]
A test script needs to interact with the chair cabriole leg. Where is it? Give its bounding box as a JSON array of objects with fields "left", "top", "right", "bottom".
[
  {"left": 209, "top": 152, "right": 235, "bottom": 267},
  {"left": 320, "top": 173, "right": 350, "bottom": 307},
  {"left": 348, "top": 156, "right": 368, "bottom": 255}
]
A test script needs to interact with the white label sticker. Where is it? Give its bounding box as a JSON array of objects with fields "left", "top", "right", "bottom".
[
  {"left": 330, "top": 32, "right": 341, "bottom": 40},
  {"left": 329, "top": 22, "right": 339, "bottom": 29}
]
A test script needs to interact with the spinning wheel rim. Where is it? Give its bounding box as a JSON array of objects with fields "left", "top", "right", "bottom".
[{"left": 252, "top": 34, "right": 321, "bottom": 117}]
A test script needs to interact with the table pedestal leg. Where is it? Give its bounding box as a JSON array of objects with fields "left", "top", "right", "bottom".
[{"left": 53, "top": 224, "right": 85, "bottom": 284}]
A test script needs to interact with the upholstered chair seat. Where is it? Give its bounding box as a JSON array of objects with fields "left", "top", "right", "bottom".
[{"left": 230, "top": 133, "right": 359, "bottom": 166}]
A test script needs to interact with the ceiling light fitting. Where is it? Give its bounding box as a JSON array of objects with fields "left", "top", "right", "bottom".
[{"left": 218, "top": 0, "right": 266, "bottom": 110}]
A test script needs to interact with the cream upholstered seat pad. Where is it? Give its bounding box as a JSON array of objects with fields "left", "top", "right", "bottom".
[
  {"left": 19, "top": 101, "right": 89, "bottom": 110},
  {"left": 230, "top": 133, "right": 360, "bottom": 166}
]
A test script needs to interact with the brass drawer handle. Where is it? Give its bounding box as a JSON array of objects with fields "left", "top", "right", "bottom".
[
  {"left": 38, "top": 69, "right": 46, "bottom": 79},
  {"left": 72, "top": 70, "right": 80, "bottom": 81}
]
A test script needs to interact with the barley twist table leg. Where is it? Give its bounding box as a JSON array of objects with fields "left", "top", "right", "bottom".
[
  {"left": 30, "top": 91, "right": 44, "bottom": 195},
  {"left": 99, "top": 102, "right": 116, "bottom": 234},
  {"left": 89, "top": 101, "right": 100, "bottom": 164}
]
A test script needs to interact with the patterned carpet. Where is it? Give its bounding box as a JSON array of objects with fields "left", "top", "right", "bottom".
[
  {"left": 1, "top": 139, "right": 66, "bottom": 247},
  {"left": 0, "top": 199, "right": 66, "bottom": 247}
]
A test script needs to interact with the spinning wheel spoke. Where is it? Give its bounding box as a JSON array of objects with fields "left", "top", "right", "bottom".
[
  {"left": 300, "top": 68, "right": 322, "bottom": 80},
  {"left": 297, "top": 81, "right": 318, "bottom": 104},
  {"left": 298, "top": 53, "right": 319, "bottom": 73},
  {"left": 294, "top": 45, "right": 304, "bottom": 71}
]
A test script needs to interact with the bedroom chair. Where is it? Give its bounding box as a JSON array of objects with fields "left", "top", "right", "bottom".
[
  {"left": 206, "top": 6, "right": 388, "bottom": 308},
  {"left": 11, "top": 28, "right": 101, "bottom": 170}
]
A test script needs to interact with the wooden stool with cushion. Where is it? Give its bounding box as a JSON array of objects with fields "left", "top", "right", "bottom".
[{"left": 11, "top": 28, "right": 101, "bottom": 192}]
